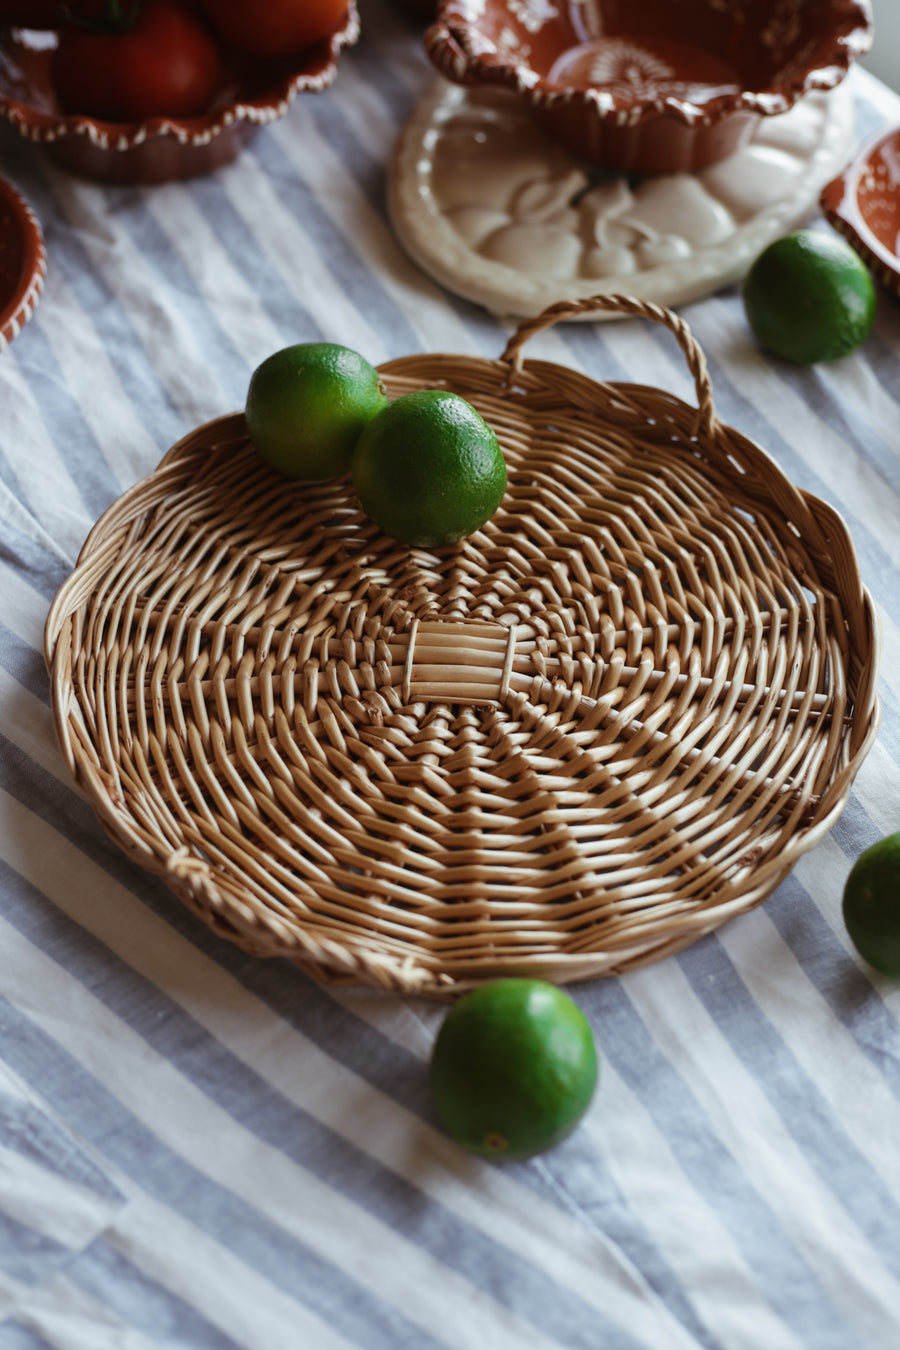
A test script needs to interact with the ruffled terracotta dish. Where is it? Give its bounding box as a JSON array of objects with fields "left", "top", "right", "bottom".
[
  {"left": 425, "top": 0, "right": 872, "bottom": 175},
  {"left": 0, "top": 7, "right": 360, "bottom": 184},
  {"left": 0, "top": 174, "right": 46, "bottom": 351},
  {"left": 821, "top": 124, "right": 900, "bottom": 298}
]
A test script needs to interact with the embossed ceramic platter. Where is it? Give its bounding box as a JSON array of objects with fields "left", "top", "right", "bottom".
[{"left": 390, "top": 78, "right": 856, "bottom": 319}]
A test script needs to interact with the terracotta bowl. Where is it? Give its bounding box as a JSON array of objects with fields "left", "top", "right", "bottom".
[
  {"left": 821, "top": 125, "right": 900, "bottom": 299},
  {"left": 0, "top": 174, "right": 45, "bottom": 351},
  {"left": 425, "top": 0, "right": 872, "bottom": 175},
  {"left": 0, "top": 8, "right": 360, "bottom": 185}
]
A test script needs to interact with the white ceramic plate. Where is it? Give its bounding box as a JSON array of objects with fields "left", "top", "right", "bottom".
[{"left": 389, "top": 77, "right": 857, "bottom": 319}]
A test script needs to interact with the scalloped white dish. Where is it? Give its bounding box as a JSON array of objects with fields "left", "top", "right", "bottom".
[{"left": 390, "top": 78, "right": 856, "bottom": 318}]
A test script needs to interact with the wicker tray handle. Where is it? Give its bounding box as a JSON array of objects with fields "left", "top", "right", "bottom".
[{"left": 500, "top": 293, "right": 716, "bottom": 438}]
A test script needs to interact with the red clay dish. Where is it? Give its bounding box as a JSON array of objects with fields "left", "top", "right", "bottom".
[
  {"left": 0, "top": 174, "right": 46, "bottom": 352},
  {"left": 821, "top": 125, "right": 900, "bottom": 298},
  {"left": 425, "top": 0, "right": 872, "bottom": 175},
  {"left": 0, "top": 7, "right": 360, "bottom": 185}
]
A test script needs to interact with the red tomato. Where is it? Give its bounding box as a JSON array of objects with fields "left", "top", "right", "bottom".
[
  {"left": 197, "top": 0, "right": 348, "bottom": 59},
  {"left": 51, "top": 0, "right": 224, "bottom": 121}
]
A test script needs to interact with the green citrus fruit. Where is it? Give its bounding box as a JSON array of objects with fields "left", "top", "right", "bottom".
[
  {"left": 429, "top": 979, "right": 598, "bottom": 1161},
  {"left": 742, "top": 229, "right": 876, "bottom": 364},
  {"left": 350, "top": 389, "right": 507, "bottom": 547},
  {"left": 245, "top": 342, "right": 387, "bottom": 480},
  {"left": 842, "top": 831, "right": 900, "bottom": 977}
]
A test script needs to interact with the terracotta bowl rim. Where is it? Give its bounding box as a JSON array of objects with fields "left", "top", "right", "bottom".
[
  {"left": 425, "top": 0, "right": 873, "bottom": 129},
  {"left": 821, "top": 122, "right": 900, "bottom": 282},
  {"left": 0, "top": 174, "right": 46, "bottom": 349},
  {"left": 0, "top": 4, "right": 360, "bottom": 149}
]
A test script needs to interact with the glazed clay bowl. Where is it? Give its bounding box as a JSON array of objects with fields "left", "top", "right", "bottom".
[
  {"left": 425, "top": 0, "right": 872, "bottom": 175},
  {"left": 0, "top": 174, "right": 45, "bottom": 351},
  {"left": 0, "top": 8, "right": 359, "bottom": 185},
  {"left": 821, "top": 125, "right": 900, "bottom": 298}
]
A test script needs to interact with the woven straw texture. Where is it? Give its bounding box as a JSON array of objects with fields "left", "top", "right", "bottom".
[{"left": 44, "top": 295, "right": 881, "bottom": 997}]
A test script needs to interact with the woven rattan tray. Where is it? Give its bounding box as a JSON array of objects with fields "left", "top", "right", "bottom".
[{"left": 45, "top": 295, "right": 881, "bottom": 996}]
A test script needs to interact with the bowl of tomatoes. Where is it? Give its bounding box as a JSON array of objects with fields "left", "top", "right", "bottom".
[{"left": 0, "top": 0, "right": 360, "bottom": 183}]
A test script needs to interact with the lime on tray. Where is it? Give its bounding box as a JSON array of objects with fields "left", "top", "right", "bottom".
[
  {"left": 351, "top": 388, "right": 507, "bottom": 548},
  {"left": 245, "top": 341, "right": 387, "bottom": 480}
]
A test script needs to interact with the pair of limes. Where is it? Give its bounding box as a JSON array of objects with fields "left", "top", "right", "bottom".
[{"left": 245, "top": 342, "right": 506, "bottom": 548}]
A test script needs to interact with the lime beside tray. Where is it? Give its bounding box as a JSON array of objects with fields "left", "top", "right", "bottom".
[{"left": 44, "top": 294, "right": 881, "bottom": 997}]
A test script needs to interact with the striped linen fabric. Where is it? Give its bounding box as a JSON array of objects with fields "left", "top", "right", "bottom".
[{"left": 2, "top": 3, "right": 900, "bottom": 1345}]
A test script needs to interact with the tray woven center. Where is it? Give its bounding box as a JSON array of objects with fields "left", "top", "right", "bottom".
[{"left": 402, "top": 619, "right": 517, "bottom": 706}]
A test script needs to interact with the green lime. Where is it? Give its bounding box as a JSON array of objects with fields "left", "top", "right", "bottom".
[
  {"left": 245, "top": 342, "right": 387, "bottom": 480},
  {"left": 350, "top": 389, "right": 507, "bottom": 547},
  {"left": 842, "top": 831, "right": 900, "bottom": 977},
  {"left": 742, "top": 230, "right": 876, "bottom": 364},
  {"left": 429, "top": 979, "right": 598, "bottom": 1161}
]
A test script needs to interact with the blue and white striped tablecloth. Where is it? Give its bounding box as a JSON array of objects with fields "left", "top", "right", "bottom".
[{"left": 2, "top": 4, "right": 900, "bottom": 1346}]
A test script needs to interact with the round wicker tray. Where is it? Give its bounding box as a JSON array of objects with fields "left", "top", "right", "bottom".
[{"left": 45, "top": 295, "right": 881, "bottom": 997}]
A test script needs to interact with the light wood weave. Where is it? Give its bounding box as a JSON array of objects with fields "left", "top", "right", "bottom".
[{"left": 44, "top": 294, "right": 881, "bottom": 996}]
